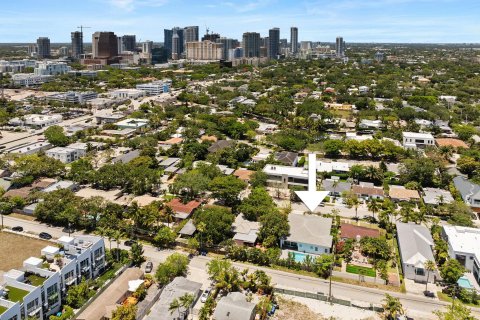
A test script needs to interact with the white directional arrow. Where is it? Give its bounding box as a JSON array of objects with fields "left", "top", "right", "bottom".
[{"left": 295, "top": 153, "right": 330, "bottom": 212}]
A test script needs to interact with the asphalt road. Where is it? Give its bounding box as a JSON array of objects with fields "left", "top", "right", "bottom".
[{"left": 3, "top": 215, "right": 480, "bottom": 319}]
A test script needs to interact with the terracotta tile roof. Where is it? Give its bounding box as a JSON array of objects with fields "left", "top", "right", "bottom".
[
  {"left": 233, "top": 169, "right": 255, "bottom": 181},
  {"left": 166, "top": 198, "right": 201, "bottom": 219},
  {"left": 388, "top": 186, "right": 420, "bottom": 200},
  {"left": 340, "top": 223, "right": 380, "bottom": 239},
  {"left": 352, "top": 185, "right": 384, "bottom": 197},
  {"left": 435, "top": 138, "right": 469, "bottom": 149}
]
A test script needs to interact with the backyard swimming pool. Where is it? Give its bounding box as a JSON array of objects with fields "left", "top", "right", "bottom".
[{"left": 457, "top": 276, "right": 473, "bottom": 289}]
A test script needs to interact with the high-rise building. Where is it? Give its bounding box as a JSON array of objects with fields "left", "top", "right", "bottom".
[
  {"left": 202, "top": 33, "right": 220, "bottom": 43},
  {"left": 290, "top": 27, "right": 298, "bottom": 54},
  {"left": 336, "top": 36, "right": 345, "bottom": 58},
  {"left": 217, "top": 37, "right": 237, "bottom": 61},
  {"left": 71, "top": 31, "right": 83, "bottom": 58},
  {"left": 36, "top": 37, "right": 51, "bottom": 58},
  {"left": 172, "top": 33, "right": 180, "bottom": 60},
  {"left": 164, "top": 29, "right": 173, "bottom": 57},
  {"left": 92, "top": 32, "right": 118, "bottom": 59},
  {"left": 172, "top": 27, "right": 184, "bottom": 58},
  {"left": 228, "top": 47, "right": 244, "bottom": 61},
  {"left": 242, "top": 32, "right": 260, "bottom": 58},
  {"left": 268, "top": 28, "right": 280, "bottom": 59},
  {"left": 184, "top": 26, "right": 199, "bottom": 44},
  {"left": 186, "top": 40, "right": 223, "bottom": 60},
  {"left": 142, "top": 41, "right": 153, "bottom": 54},
  {"left": 122, "top": 35, "right": 136, "bottom": 52}
]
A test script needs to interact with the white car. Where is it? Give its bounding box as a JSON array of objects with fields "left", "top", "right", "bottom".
[{"left": 200, "top": 288, "right": 211, "bottom": 303}]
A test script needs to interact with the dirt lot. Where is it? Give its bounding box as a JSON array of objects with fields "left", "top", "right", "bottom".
[
  {"left": 273, "top": 296, "right": 324, "bottom": 320},
  {"left": 0, "top": 231, "right": 51, "bottom": 271}
]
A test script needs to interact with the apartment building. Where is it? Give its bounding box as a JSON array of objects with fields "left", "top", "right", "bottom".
[
  {"left": 34, "top": 62, "right": 70, "bottom": 76},
  {"left": 0, "top": 236, "right": 105, "bottom": 320},
  {"left": 136, "top": 79, "right": 172, "bottom": 96},
  {"left": 48, "top": 91, "right": 98, "bottom": 104},
  {"left": 46, "top": 146, "right": 85, "bottom": 164}
]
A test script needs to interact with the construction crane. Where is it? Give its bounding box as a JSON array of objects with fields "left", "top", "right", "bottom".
[{"left": 77, "top": 25, "right": 91, "bottom": 34}]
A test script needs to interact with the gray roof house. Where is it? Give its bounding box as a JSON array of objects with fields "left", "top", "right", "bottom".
[
  {"left": 145, "top": 277, "right": 201, "bottom": 320},
  {"left": 208, "top": 140, "right": 235, "bottom": 153},
  {"left": 212, "top": 292, "right": 256, "bottom": 320},
  {"left": 281, "top": 214, "right": 332, "bottom": 255},
  {"left": 274, "top": 151, "right": 299, "bottom": 166},
  {"left": 232, "top": 214, "right": 260, "bottom": 246},
  {"left": 396, "top": 222, "right": 438, "bottom": 283},
  {"left": 321, "top": 179, "right": 352, "bottom": 196},
  {"left": 112, "top": 149, "right": 141, "bottom": 164},
  {"left": 453, "top": 176, "right": 480, "bottom": 210},
  {"left": 423, "top": 187, "right": 454, "bottom": 206}
]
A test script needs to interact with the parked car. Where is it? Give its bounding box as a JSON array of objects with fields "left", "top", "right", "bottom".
[
  {"left": 39, "top": 232, "right": 52, "bottom": 240},
  {"left": 12, "top": 226, "right": 23, "bottom": 232},
  {"left": 124, "top": 239, "right": 136, "bottom": 247},
  {"left": 145, "top": 261, "right": 153, "bottom": 273},
  {"left": 423, "top": 290, "right": 435, "bottom": 298},
  {"left": 200, "top": 288, "right": 212, "bottom": 303}
]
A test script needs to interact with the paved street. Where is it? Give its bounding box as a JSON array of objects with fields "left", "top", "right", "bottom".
[
  {"left": 3, "top": 215, "right": 480, "bottom": 319},
  {"left": 188, "top": 256, "right": 479, "bottom": 320}
]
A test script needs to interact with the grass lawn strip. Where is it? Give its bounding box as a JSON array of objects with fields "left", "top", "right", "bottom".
[{"left": 346, "top": 264, "right": 376, "bottom": 277}]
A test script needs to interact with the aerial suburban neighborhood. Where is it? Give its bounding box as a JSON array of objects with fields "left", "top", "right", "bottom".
[{"left": 1, "top": 2, "right": 480, "bottom": 320}]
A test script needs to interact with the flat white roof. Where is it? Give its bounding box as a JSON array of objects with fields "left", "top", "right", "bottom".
[
  {"left": 402, "top": 132, "right": 434, "bottom": 139},
  {"left": 443, "top": 225, "right": 480, "bottom": 261},
  {"left": 24, "top": 256, "right": 43, "bottom": 266},
  {"left": 263, "top": 164, "right": 308, "bottom": 179},
  {"left": 42, "top": 246, "right": 60, "bottom": 254}
]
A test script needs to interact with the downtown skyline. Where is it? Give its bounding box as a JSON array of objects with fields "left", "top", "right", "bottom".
[{"left": 0, "top": 0, "right": 480, "bottom": 43}]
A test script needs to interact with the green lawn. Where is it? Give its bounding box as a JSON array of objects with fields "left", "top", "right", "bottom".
[
  {"left": 5, "top": 286, "right": 29, "bottom": 302},
  {"left": 346, "top": 264, "right": 377, "bottom": 277},
  {"left": 26, "top": 274, "right": 47, "bottom": 286},
  {"left": 437, "top": 292, "right": 480, "bottom": 308},
  {"left": 0, "top": 305, "right": 7, "bottom": 315}
]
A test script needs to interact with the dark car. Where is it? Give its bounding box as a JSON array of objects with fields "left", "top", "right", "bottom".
[
  {"left": 423, "top": 290, "right": 435, "bottom": 298},
  {"left": 145, "top": 261, "right": 153, "bottom": 273},
  {"left": 39, "top": 232, "right": 52, "bottom": 240},
  {"left": 12, "top": 226, "right": 23, "bottom": 232},
  {"left": 124, "top": 240, "right": 136, "bottom": 247}
]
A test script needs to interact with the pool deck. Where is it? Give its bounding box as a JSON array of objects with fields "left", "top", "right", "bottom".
[{"left": 463, "top": 273, "right": 480, "bottom": 292}]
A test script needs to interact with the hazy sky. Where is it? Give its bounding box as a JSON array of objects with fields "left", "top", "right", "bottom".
[{"left": 1, "top": 0, "right": 479, "bottom": 43}]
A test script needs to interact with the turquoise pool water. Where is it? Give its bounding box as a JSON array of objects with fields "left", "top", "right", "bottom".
[
  {"left": 292, "top": 252, "right": 309, "bottom": 263},
  {"left": 457, "top": 276, "right": 473, "bottom": 289}
]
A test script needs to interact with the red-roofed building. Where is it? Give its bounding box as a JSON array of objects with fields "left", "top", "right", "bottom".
[
  {"left": 166, "top": 198, "right": 201, "bottom": 220},
  {"left": 340, "top": 223, "right": 380, "bottom": 240}
]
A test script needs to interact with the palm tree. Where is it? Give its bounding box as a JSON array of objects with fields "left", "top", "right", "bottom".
[
  {"left": 179, "top": 293, "right": 195, "bottom": 317},
  {"left": 163, "top": 206, "right": 175, "bottom": 228},
  {"left": 424, "top": 260, "right": 436, "bottom": 292},
  {"left": 332, "top": 180, "right": 339, "bottom": 201},
  {"left": 382, "top": 294, "right": 405, "bottom": 320},
  {"left": 169, "top": 298, "right": 181, "bottom": 317},
  {"left": 111, "top": 229, "right": 124, "bottom": 261},
  {"left": 367, "top": 198, "right": 380, "bottom": 220},
  {"left": 197, "top": 221, "right": 206, "bottom": 250}
]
